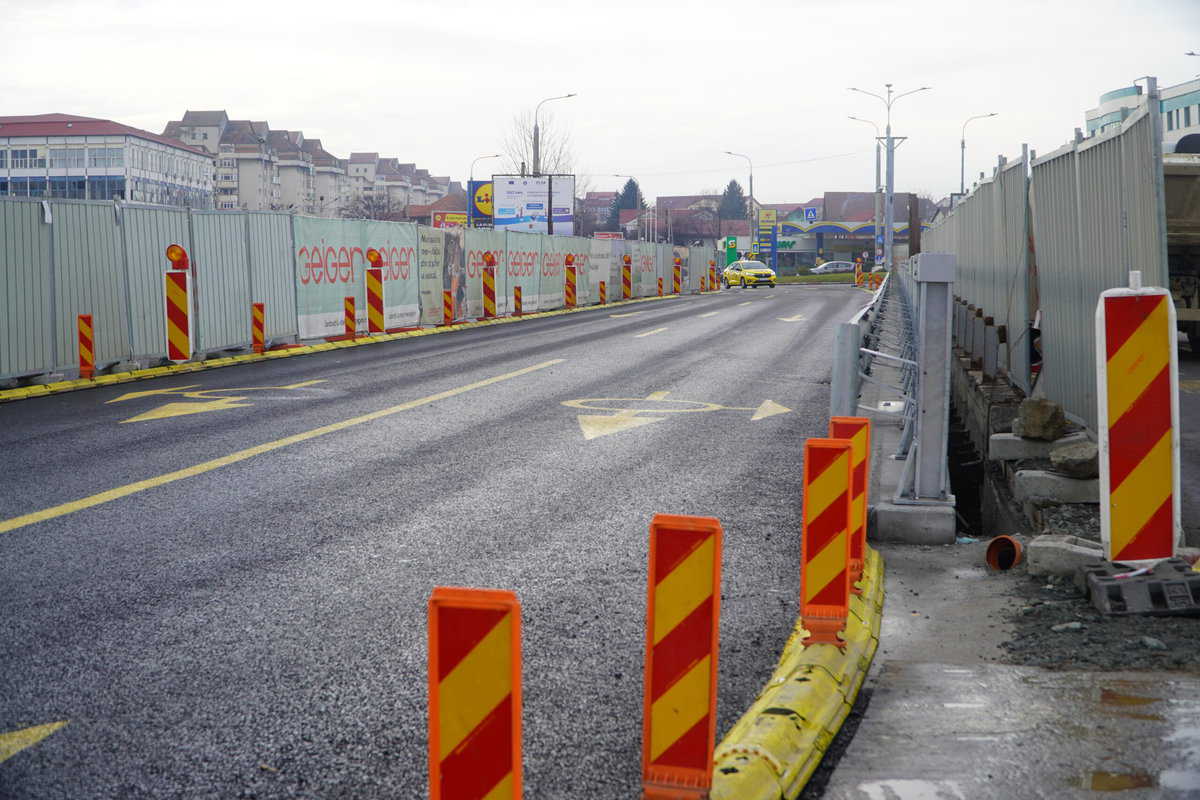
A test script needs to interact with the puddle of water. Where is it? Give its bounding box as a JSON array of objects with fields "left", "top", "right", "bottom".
[{"left": 1082, "top": 771, "right": 1156, "bottom": 791}]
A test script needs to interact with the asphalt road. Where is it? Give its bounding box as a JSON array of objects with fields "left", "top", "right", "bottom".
[{"left": 0, "top": 284, "right": 870, "bottom": 799}]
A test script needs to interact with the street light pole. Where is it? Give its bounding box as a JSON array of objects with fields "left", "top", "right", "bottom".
[
  {"left": 849, "top": 83, "right": 931, "bottom": 269},
  {"left": 960, "top": 113, "right": 998, "bottom": 195},
  {"left": 532, "top": 93, "right": 577, "bottom": 177},
  {"left": 467, "top": 154, "right": 501, "bottom": 227},
  {"left": 724, "top": 150, "right": 753, "bottom": 256},
  {"left": 849, "top": 115, "right": 882, "bottom": 266}
]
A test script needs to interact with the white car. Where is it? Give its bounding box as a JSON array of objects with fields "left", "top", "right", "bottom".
[{"left": 810, "top": 261, "right": 857, "bottom": 275}]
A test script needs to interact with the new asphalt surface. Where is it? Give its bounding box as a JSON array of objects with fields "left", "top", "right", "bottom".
[{"left": 0, "top": 284, "right": 871, "bottom": 799}]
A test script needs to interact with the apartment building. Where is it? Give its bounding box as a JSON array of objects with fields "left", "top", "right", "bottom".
[
  {"left": 301, "top": 139, "right": 349, "bottom": 217},
  {"left": 267, "top": 130, "right": 316, "bottom": 213},
  {"left": 165, "top": 111, "right": 279, "bottom": 211},
  {"left": 0, "top": 113, "right": 213, "bottom": 207}
]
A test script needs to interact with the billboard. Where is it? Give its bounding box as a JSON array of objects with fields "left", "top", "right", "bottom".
[
  {"left": 493, "top": 174, "right": 575, "bottom": 235},
  {"left": 432, "top": 211, "right": 467, "bottom": 228},
  {"left": 468, "top": 180, "right": 493, "bottom": 227},
  {"left": 755, "top": 209, "right": 778, "bottom": 270}
]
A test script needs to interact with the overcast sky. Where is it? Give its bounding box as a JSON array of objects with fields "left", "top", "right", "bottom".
[{"left": 5, "top": 0, "right": 1198, "bottom": 205}]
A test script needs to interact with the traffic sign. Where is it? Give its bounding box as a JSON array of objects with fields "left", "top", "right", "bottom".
[{"left": 804, "top": 207, "right": 818, "bottom": 222}]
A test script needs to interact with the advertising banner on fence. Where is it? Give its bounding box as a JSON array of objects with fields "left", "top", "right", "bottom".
[
  {"left": 632, "top": 241, "right": 657, "bottom": 297},
  {"left": 468, "top": 180, "right": 493, "bottom": 228},
  {"left": 432, "top": 212, "right": 467, "bottom": 229},
  {"left": 493, "top": 175, "right": 575, "bottom": 235},
  {"left": 293, "top": 216, "right": 420, "bottom": 338},
  {"left": 441, "top": 228, "right": 472, "bottom": 321},
  {"left": 419, "top": 227, "right": 445, "bottom": 325},
  {"left": 466, "top": 228, "right": 507, "bottom": 313},
  {"left": 591, "top": 237, "right": 616, "bottom": 300},
  {"left": 505, "top": 230, "right": 541, "bottom": 312}
]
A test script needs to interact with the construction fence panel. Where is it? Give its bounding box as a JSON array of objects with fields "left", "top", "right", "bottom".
[
  {"left": 467, "top": 228, "right": 508, "bottom": 314},
  {"left": 504, "top": 230, "right": 540, "bottom": 312},
  {"left": 538, "top": 234, "right": 569, "bottom": 310},
  {"left": 246, "top": 212, "right": 299, "bottom": 341},
  {"left": 996, "top": 153, "right": 1031, "bottom": 392},
  {"left": 362, "top": 220, "right": 420, "bottom": 328},
  {"left": 589, "top": 238, "right": 615, "bottom": 303},
  {"left": 121, "top": 204, "right": 191, "bottom": 362},
  {"left": 417, "top": 225, "right": 445, "bottom": 325},
  {"left": 192, "top": 211, "right": 252, "bottom": 353},
  {"left": 569, "top": 235, "right": 593, "bottom": 305},
  {"left": 0, "top": 199, "right": 53, "bottom": 378},
  {"left": 293, "top": 215, "right": 367, "bottom": 338},
  {"left": 632, "top": 240, "right": 657, "bottom": 297}
]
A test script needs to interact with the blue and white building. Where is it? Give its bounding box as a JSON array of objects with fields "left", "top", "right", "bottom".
[{"left": 1085, "top": 77, "right": 1200, "bottom": 153}]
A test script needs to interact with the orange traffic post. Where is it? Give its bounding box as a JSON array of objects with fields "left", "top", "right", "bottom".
[
  {"left": 428, "top": 587, "right": 522, "bottom": 800},
  {"left": 513, "top": 286, "right": 522, "bottom": 316},
  {"left": 700, "top": 277, "right": 706, "bottom": 293},
  {"left": 343, "top": 296, "right": 356, "bottom": 338},
  {"left": 483, "top": 252, "right": 497, "bottom": 318},
  {"left": 565, "top": 254, "right": 577, "bottom": 308},
  {"left": 77, "top": 314, "right": 94, "bottom": 379},
  {"left": 657, "top": 276, "right": 663, "bottom": 297},
  {"left": 443, "top": 289, "right": 454, "bottom": 326},
  {"left": 164, "top": 244, "right": 190, "bottom": 363},
  {"left": 1096, "top": 272, "right": 1181, "bottom": 566},
  {"left": 830, "top": 417, "right": 871, "bottom": 590},
  {"left": 672, "top": 258, "right": 682, "bottom": 294},
  {"left": 709, "top": 261, "right": 717, "bottom": 292},
  {"left": 800, "top": 439, "right": 853, "bottom": 647},
  {"left": 251, "top": 302, "right": 265, "bottom": 354},
  {"left": 622, "top": 254, "right": 633, "bottom": 300},
  {"left": 642, "top": 514, "right": 722, "bottom": 800},
  {"left": 599, "top": 280, "right": 607, "bottom": 305},
  {"left": 365, "top": 248, "right": 385, "bottom": 335}
]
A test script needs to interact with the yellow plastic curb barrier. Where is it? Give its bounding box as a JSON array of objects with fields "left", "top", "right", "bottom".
[
  {"left": 0, "top": 293, "right": 681, "bottom": 405},
  {"left": 711, "top": 547, "right": 884, "bottom": 800}
]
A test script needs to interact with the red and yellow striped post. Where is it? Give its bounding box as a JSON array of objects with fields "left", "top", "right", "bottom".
[
  {"left": 365, "top": 248, "right": 385, "bottom": 335},
  {"left": 801, "top": 439, "right": 853, "bottom": 647},
  {"left": 642, "top": 514, "right": 722, "bottom": 800},
  {"left": 1096, "top": 275, "right": 1181, "bottom": 566},
  {"left": 565, "top": 253, "right": 577, "bottom": 308},
  {"left": 700, "top": 277, "right": 707, "bottom": 292},
  {"left": 830, "top": 417, "right": 871, "bottom": 590},
  {"left": 622, "top": 254, "right": 633, "bottom": 300},
  {"left": 709, "top": 261, "right": 717, "bottom": 292},
  {"left": 344, "top": 296, "right": 356, "bottom": 338},
  {"left": 77, "top": 314, "right": 95, "bottom": 379},
  {"left": 673, "top": 258, "right": 682, "bottom": 294},
  {"left": 443, "top": 290, "right": 454, "bottom": 326},
  {"left": 513, "top": 286, "right": 523, "bottom": 316},
  {"left": 164, "top": 271, "right": 191, "bottom": 362},
  {"left": 428, "top": 587, "right": 522, "bottom": 800},
  {"left": 251, "top": 302, "right": 265, "bottom": 354},
  {"left": 657, "top": 276, "right": 664, "bottom": 297},
  {"left": 483, "top": 251, "right": 497, "bottom": 319},
  {"left": 599, "top": 280, "right": 607, "bottom": 305}
]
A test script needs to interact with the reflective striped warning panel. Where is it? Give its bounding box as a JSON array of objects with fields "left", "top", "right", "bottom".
[
  {"left": 1096, "top": 280, "right": 1181, "bottom": 567},
  {"left": 428, "top": 587, "right": 522, "bottom": 800},
  {"left": 829, "top": 417, "right": 871, "bottom": 590},
  {"left": 801, "top": 438, "right": 853, "bottom": 647},
  {"left": 642, "top": 514, "right": 722, "bottom": 800}
]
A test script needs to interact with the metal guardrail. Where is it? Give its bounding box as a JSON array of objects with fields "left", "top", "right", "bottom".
[{"left": 830, "top": 255, "right": 955, "bottom": 504}]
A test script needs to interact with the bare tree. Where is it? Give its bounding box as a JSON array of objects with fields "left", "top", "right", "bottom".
[
  {"left": 502, "top": 110, "right": 575, "bottom": 176},
  {"left": 339, "top": 192, "right": 404, "bottom": 221}
]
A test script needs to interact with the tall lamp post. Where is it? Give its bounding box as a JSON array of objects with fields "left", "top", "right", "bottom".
[
  {"left": 532, "top": 93, "right": 576, "bottom": 176},
  {"left": 849, "top": 115, "right": 882, "bottom": 266},
  {"left": 723, "top": 151, "right": 754, "bottom": 247},
  {"left": 469, "top": 153, "right": 501, "bottom": 182},
  {"left": 960, "top": 113, "right": 998, "bottom": 195},
  {"left": 467, "top": 154, "right": 501, "bottom": 227},
  {"left": 849, "top": 83, "right": 931, "bottom": 269}
]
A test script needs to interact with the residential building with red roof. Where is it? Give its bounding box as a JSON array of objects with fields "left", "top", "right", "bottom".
[{"left": 0, "top": 113, "right": 213, "bottom": 207}]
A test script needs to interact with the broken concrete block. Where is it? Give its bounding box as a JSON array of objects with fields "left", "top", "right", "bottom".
[
  {"left": 1013, "top": 397, "right": 1068, "bottom": 441},
  {"left": 1050, "top": 440, "right": 1100, "bottom": 479},
  {"left": 1014, "top": 470, "right": 1099, "bottom": 504},
  {"left": 989, "top": 431, "right": 1088, "bottom": 461},
  {"left": 1026, "top": 534, "right": 1105, "bottom": 577}
]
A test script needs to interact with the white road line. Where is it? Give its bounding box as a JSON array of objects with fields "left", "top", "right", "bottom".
[{"left": 635, "top": 327, "right": 668, "bottom": 338}]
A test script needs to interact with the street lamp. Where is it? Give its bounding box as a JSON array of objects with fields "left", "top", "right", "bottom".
[
  {"left": 960, "top": 113, "right": 998, "bottom": 195},
  {"left": 848, "top": 115, "right": 882, "bottom": 265},
  {"left": 469, "top": 153, "right": 501, "bottom": 182},
  {"left": 849, "top": 83, "right": 931, "bottom": 269},
  {"left": 532, "top": 93, "right": 576, "bottom": 176},
  {"left": 724, "top": 150, "right": 754, "bottom": 259}
]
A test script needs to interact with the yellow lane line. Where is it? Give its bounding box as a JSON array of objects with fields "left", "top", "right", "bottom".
[
  {"left": 738, "top": 301, "right": 753, "bottom": 307},
  {"left": 0, "top": 360, "right": 564, "bottom": 536},
  {"left": 699, "top": 312, "right": 719, "bottom": 318},
  {"left": 610, "top": 311, "right": 643, "bottom": 318},
  {"left": 635, "top": 327, "right": 668, "bottom": 338}
]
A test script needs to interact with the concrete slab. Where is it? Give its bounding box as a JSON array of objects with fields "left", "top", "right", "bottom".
[
  {"left": 872, "top": 502, "right": 956, "bottom": 545},
  {"left": 1026, "top": 534, "right": 1105, "bottom": 577},
  {"left": 823, "top": 661, "right": 1200, "bottom": 799},
  {"left": 1013, "top": 469, "right": 1099, "bottom": 504},
  {"left": 988, "top": 431, "right": 1089, "bottom": 462}
]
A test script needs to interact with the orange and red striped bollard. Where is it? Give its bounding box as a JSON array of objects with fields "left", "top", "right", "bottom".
[
  {"left": 565, "top": 264, "right": 577, "bottom": 308},
  {"left": 443, "top": 290, "right": 454, "bottom": 326},
  {"left": 366, "top": 269, "right": 385, "bottom": 334},
  {"left": 599, "top": 280, "right": 607, "bottom": 305},
  {"left": 801, "top": 438, "right": 853, "bottom": 647},
  {"left": 251, "top": 303, "right": 265, "bottom": 354},
  {"left": 483, "top": 265, "right": 497, "bottom": 318},
  {"left": 830, "top": 417, "right": 871, "bottom": 590},
  {"left": 513, "top": 286, "right": 522, "bottom": 316},
  {"left": 622, "top": 256, "right": 632, "bottom": 300},
  {"left": 164, "top": 272, "right": 190, "bottom": 362},
  {"left": 343, "top": 296, "right": 356, "bottom": 338},
  {"left": 77, "top": 314, "right": 94, "bottom": 379},
  {"left": 673, "top": 264, "right": 681, "bottom": 295},
  {"left": 709, "top": 262, "right": 717, "bottom": 291},
  {"left": 428, "top": 587, "right": 522, "bottom": 800},
  {"left": 1097, "top": 274, "right": 1181, "bottom": 565},
  {"left": 642, "top": 514, "right": 721, "bottom": 799},
  {"left": 657, "top": 277, "right": 663, "bottom": 297}
]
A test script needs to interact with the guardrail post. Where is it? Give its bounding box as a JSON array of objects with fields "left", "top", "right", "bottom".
[
  {"left": 964, "top": 304, "right": 976, "bottom": 359},
  {"left": 912, "top": 253, "right": 955, "bottom": 501},
  {"left": 971, "top": 308, "right": 985, "bottom": 369},
  {"left": 829, "top": 322, "right": 861, "bottom": 419},
  {"left": 982, "top": 316, "right": 998, "bottom": 381}
]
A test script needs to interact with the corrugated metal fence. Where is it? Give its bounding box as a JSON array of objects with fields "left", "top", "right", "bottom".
[
  {"left": 0, "top": 198, "right": 717, "bottom": 380},
  {"left": 922, "top": 90, "right": 1168, "bottom": 431}
]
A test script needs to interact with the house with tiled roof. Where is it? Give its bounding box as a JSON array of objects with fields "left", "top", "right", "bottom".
[{"left": 0, "top": 113, "right": 213, "bottom": 207}]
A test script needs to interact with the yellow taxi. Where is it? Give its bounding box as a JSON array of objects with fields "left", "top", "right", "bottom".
[{"left": 723, "top": 259, "right": 777, "bottom": 288}]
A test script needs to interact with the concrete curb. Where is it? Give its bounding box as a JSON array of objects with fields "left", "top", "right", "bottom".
[
  {"left": 0, "top": 293, "right": 685, "bottom": 404},
  {"left": 710, "top": 548, "right": 885, "bottom": 799}
]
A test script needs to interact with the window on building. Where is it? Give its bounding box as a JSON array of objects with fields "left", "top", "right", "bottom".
[
  {"left": 88, "top": 147, "right": 124, "bottom": 168},
  {"left": 0, "top": 178, "right": 7, "bottom": 195},
  {"left": 87, "top": 175, "right": 125, "bottom": 201},
  {"left": 1168, "top": 112, "right": 1175, "bottom": 131},
  {"left": 0, "top": 151, "right": 6, "bottom": 169},
  {"left": 10, "top": 149, "right": 45, "bottom": 168},
  {"left": 1186, "top": 107, "right": 1193, "bottom": 128}
]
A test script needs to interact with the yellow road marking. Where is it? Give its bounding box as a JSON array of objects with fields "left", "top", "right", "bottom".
[
  {"left": 699, "top": 312, "right": 719, "bottom": 318},
  {"left": 122, "top": 397, "right": 252, "bottom": 423},
  {"left": 610, "top": 311, "right": 643, "bottom": 318},
  {"left": 109, "top": 379, "right": 327, "bottom": 404},
  {"left": 635, "top": 327, "right": 668, "bottom": 338},
  {"left": 778, "top": 314, "right": 806, "bottom": 322},
  {"left": 0, "top": 361, "right": 562, "bottom": 535},
  {"left": 647, "top": 391, "right": 671, "bottom": 400},
  {"left": 751, "top": 400, "right": 791, "bottom": 420},
  {"left": 738, "top": 301, "right": 753, "bottom": 306},
  {"left": 577, "top": 412, "right": 664, "bottom": 440},
  {"left": 0, "top": 721, "right": 68, "bottom": 763}
]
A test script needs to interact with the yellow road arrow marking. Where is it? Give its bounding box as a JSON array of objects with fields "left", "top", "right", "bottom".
[
  {"left": 121, "top": 397, "right": 253, "bottom": 423},
  {"left": 0, "top": 721, "right": 68, "bottom": 764},
  {"left": 751, "top": 400, "right": 792, "bottom": 420},
  {"left": 635, "top": 327, "right": 668, "bottom": 338},
  {"left": 610, "top": 311, "right": 643, "bottom": 318},
  {"left": 107, "top": 385, "right": 202, "bottom": 403},
  {"left": 577, "top": 412, "right": 666, "bottom": 440},
  {"left": 777, "top": 314, "right": 806, "bottom": 322}
]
